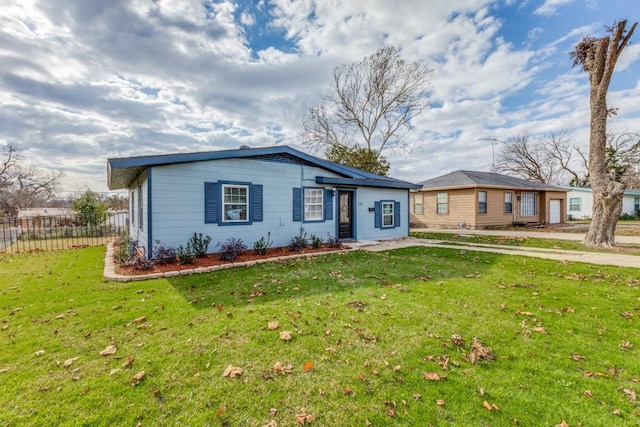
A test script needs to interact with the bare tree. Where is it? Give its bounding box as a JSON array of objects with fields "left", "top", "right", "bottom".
[
  {"left": 571, "top": 20, "right": 637, "bottom": 247},
  {"left": 302, "top": 46, "right": 432, "bottom": 173},
  {"left": 490, "top": 131, "right": 586, "bottom": 185},
  {"left": 0, "top": 143, "right": 62, "bottom": 215}
]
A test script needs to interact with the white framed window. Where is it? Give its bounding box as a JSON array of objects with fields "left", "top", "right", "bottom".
[
  {"left": 478, "top": 191, "right": 487, "bottom": 214},
  {"left": 521, "top": 192, "right": 538, "bottom": 216},
  {"left": 569, "top": 197, "right": 581, "bottom": 211},
  {"left": 222, "top": 184, "right": 248, "bottom": 222},
  {"left": 436, "top": 192, "right": 448, "bottom": 214},
  {"left": 304, "top": 188, "right": 324, "bottom": 221},
  {"left": 504, "top": 192, "right": 513, "bottom": 214},
  {"left": 634, "top": 197, "right": 639, "bottom": 213},
  {"left": 382, "top": 202, "right": 394, "bottom": 227},
  {"left": 413, "top": 194, "right": 423, "bottom": 214}
]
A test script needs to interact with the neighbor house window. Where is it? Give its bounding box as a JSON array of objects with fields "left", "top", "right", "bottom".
[
  {"left": 478, "top": 191, "right": 487, "bottom": 214},
  {"left": 138, "top": 185, "right": 143, "bottom": 229},
  {"left": 569, "top": 197, "right": 581, "bottom": 212},
  {"left": 634, "top": 197, "right": 640, "bottom": 213},
  {"left": 382, "top": 202, "right": 394, "bottom": 227},
  {"left": 130, "top": 190, "right": 135, "bottom": 227},
  {"left": 504, "top": 192, "right": 513, "bottom": 214},
  {"left": 304, "top": 188, "right": 324, "bottom": 221},
  {"left": 222, "top": 184, "right": 248, "bottom": 222},
  {"left": 413, "top": 194, "right": 423, "bottom": 214},
  {"left": 521, "top": 192, "right": 538, "bottom": 216},
  {"left": 436, "top": 192, "right": 448, "bottom": 214}
]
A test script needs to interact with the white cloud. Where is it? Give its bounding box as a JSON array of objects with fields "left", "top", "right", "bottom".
[{"left": 534, "top": 0, "right": 576, "bottom": 16}]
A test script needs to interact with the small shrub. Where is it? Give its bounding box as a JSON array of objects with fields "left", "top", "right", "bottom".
[
  {"left": 219, "top": 238, "right": 247, "bottom": 261},
  {"left": 114, "top": 230, "right": 133, "bottom": 266},
  {"left": 131, "top": 255, "right": 155, "bottom": 271},
  {"left": 253, "top": 232, "right": 273, "bottom": 255},
  {"left": 289, "top": 229, "right": 308, "bottom": 252},
  {"left": 310, "top": 234, "right": 323, "bottom": 249},
  {"left": 177, "top": 244, "right": 195, "bottom": 265},
  {"left": 619, "top": 213, "right": 636, "bottom": 221},
  {"left": 326, "top": 234, "right": 342, "bottom": 248},
  {"left": 189, "top": 233, "right": 212, "bottom": 257},
  {"left": 152, "top": 240, "right": 177, "bottom": 265}
]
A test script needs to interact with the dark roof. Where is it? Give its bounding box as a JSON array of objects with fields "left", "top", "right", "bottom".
[
  {"left": 418, "top": 170, "right": 566, "bottom": 191},
  {"left": 107, "top": 145, "right": 420, "bottom": 190}
]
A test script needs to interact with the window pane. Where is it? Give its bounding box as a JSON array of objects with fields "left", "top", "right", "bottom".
[
  {"left": 222, "top": 185, "right": 248, "bottom": 221},
  {"left": 304, "top": 188, "right": 323, "bottom": 221},
  {"left": 478, "top": 191, "right": 487, "bottom": 214},
  {"left": 504, "top": 192, "right": 512, "bottom": 214},
  {"left": 382, "top": 202, "right": 394, "bottom": 227},
  {"left": 436, "top": 192, "right": 448, "bottom": 214},
  {"left": 521, "top": 192, "right": 538, "bottom": 216}
]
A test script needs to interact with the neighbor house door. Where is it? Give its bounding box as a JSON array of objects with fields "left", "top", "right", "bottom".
[
  {"left": 338, "top": 190, "right": 354, "bottom": 239},
  {"left": 550, "top": 199, "right": 561, "bottom": 224}
]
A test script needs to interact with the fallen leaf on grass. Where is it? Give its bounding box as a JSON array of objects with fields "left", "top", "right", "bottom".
[
  {"left": 303, "top": 361, "right": 313, "bottom": 371},
  {"left": 279, "top": 331, "right": 292, "bottom": 341},
  {"left": 263, "top": 421, "right": 277, "bottom": 427},
  {"left": 55, "top": 314, "right": 65, "bottom": 319},
  {"left": 516, "top": 309, "right": 534, "bottom": 316},
  {"left": 435, "top": 399, "right": 446, "bottom": 406},
  {"left": 422, "top": 372, "right": 446, "bottom": 381},
  {"left": 130, "top": 371, "right": 145, "bottom": 386},
  {"left": 571, "top": 353, "right": 587, "bottom": 361},
  {"left": 623, "top": 388, "right": 637, "bottom": 401},
  {"left": 482, "top": 401, "right": 500, "bottom": 411},
  {"left": 469, "top": 337, "right": 495, "bottom": 364},
  {"left": 222, "top": 365, "right": 243, "bottom": 378},
  {"left": 34, "top": 350, "right": 45, "bottom": 356},
  {"left": 268, "top": 321, "right": 280, "bottom": 330},
  {"left": 295, "top": 408, "right": 316, "bottom": 424},
  {"left": 109, "top": 368, "right": 120, "bottom": 376},
  {"left": 99, "top": 345, "right": 117, "bottom": 356},
  {"left": 122, "top": 357, "right": 134, "bottom": 368},
  {"left": 619, "top": 341, "right": 633, "bottom": 350},
  {"left": 215, "top": 406, "right": 225, "bottom": 417},
  {"left": 532, "top": 327, "right": 547, "bottom": 333},
  {"left": 584, "top": 390, "right": 594, "bottom": 398},
  {"left": 63, "top": 357, "right": 78, "bottom": 367},
  {"left": 555, "top": 421, "right": 569, "bottom": 427},
  {"left": 273, "top": 362, "right": 293, "bottom": 375}
]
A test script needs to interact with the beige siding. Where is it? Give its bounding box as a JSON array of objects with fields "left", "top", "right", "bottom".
[
  {"left": 411, "top": 188, "right": 477, "bottom": 228},
  {"left": 411, "top": 187, "right": 567, "bottom": 229},
  {"left": 476, "top": 189, "right": 514, "bottom": 227}
]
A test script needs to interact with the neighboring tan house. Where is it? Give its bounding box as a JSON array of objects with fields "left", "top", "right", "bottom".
[
  {"left": 410, "top": 170, "right": 568, "bottom": 229},
  {"left": 16, "top": 208, "right": 73, "bottom": 228},
  {"left": 107, "top": 145, "right": 420, "bottom": 258},
  {"left": 560, "top": 186, "right": 640, "bottom": 220}
]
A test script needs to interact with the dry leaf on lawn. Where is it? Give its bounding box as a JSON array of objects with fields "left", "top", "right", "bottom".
[
  {"left": 303, "top": 361, "right": 313, "bottom": 371},
  {"left": 222, "top": 365, "right": 243, "bottom": 378},
  {"left": 435, "top": 399, "right": 446, "bottom": 406},
  {"left": 279, "top": 331, "right": 292, "bottom": 341},
  {"left": 99, "top": 345, "right": 117, "bottom": 356},
  {"left": 122, "top": 357, "right": 134, "bottom": 368},
  {"left": 63, "top": 357, "right": 78, "bottom": 367},
  {"left": 623, "top": 388, "right": 637, "bottom": 401},
  {"left": 295, "top": 408, "right": 316, "bottom": 424},
  {"left": 422, "top": 372, "right": 446, "bottom": 381},
  {"left": 268, "top": 321, "right": 280, "bottom": 330},
  {"left": 555, "top": 421, "right": 569, "bottom": 427},
  {"left": 130, "top": 371, "right": 145, "bottom": 386},
  {"left": 133, "top": 316, "right": 146, "bottom": 323}
]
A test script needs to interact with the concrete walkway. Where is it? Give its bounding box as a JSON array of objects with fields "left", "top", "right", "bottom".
[
  {"left": 411, "top": 227, "right": 640, "bottom": 245},
  {"left": 357, "top": 233, "right": 640, "bottom": 268}
]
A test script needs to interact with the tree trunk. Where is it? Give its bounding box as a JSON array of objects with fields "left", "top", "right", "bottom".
[{"left": 579, "top": 21, "right": 636, "bottom": 247}]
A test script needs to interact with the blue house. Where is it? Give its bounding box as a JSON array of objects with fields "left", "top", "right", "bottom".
[{"left": 107, "top": 145, "right": 420, "bottom": 258}]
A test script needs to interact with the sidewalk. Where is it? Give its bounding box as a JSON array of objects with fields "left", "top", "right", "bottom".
[
  {"left": 411, "top": 227, "right": 640, "bottom": 245},
  {"left": 358, "top": 235, "right": 640, "bottom": 268}
]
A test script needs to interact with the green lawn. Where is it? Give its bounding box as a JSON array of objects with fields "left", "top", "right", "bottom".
[
  {"left": 411, "top": 231, "right": 640, "bottom": 255},
  {"left": 1, "top": 246, "right": 639, "bottom": 426}
]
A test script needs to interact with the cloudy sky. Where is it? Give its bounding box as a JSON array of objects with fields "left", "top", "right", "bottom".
[{"left": 1, "top": 0, "right": 639, "bottom": 194}]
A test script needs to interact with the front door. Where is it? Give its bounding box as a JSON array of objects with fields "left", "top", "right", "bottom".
[{"left": 338, "top": 190, "right": 354, "bottom": 239}]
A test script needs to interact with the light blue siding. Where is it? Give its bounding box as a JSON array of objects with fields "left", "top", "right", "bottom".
[
  {"left": 355, "top": 187, "right": 410, "bottom": 240},
  {"left": 129, "top": 158, "right": 411, "bottom": 256},
  {"left": 147, "top": 159, "right": 342, "bottom": 253}
]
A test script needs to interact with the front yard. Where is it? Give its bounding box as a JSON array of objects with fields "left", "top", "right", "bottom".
[{"left": 1, "top": 246, "right": 639, "bottom": 426}]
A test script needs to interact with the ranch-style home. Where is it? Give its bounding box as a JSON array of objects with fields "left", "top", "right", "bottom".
[
  {"left": 560, "top": 186, "right": 640, "bottom": 220},
  {"left": 410, "top": 170, "right": 568, "bottom": 229},
  {"left": 107, "top": 145, "right": 420, "bottom": 258}
]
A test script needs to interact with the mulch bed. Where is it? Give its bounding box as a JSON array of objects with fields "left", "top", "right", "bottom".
[{"left": 116, "top": 245, "right": 345, "bottom": 276}]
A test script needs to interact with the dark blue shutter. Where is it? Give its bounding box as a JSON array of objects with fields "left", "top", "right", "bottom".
[
  {"left": 204, "top": 182, "right": 217, "bottom": 224},
  {"left": 394, "top": 201, "right": 401, "bottom": 228},
  {"left": 324, "top": 189, "right": 333, "bottom": 221},
  {"left": 252, "top": 184, "right": 263, "bottom": 222},
  {"left": 292, "top": 188, "right": 302, "bottom": 222},
  {"left": 374, "top": 201, "right": 381, "bottom": 229}
]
